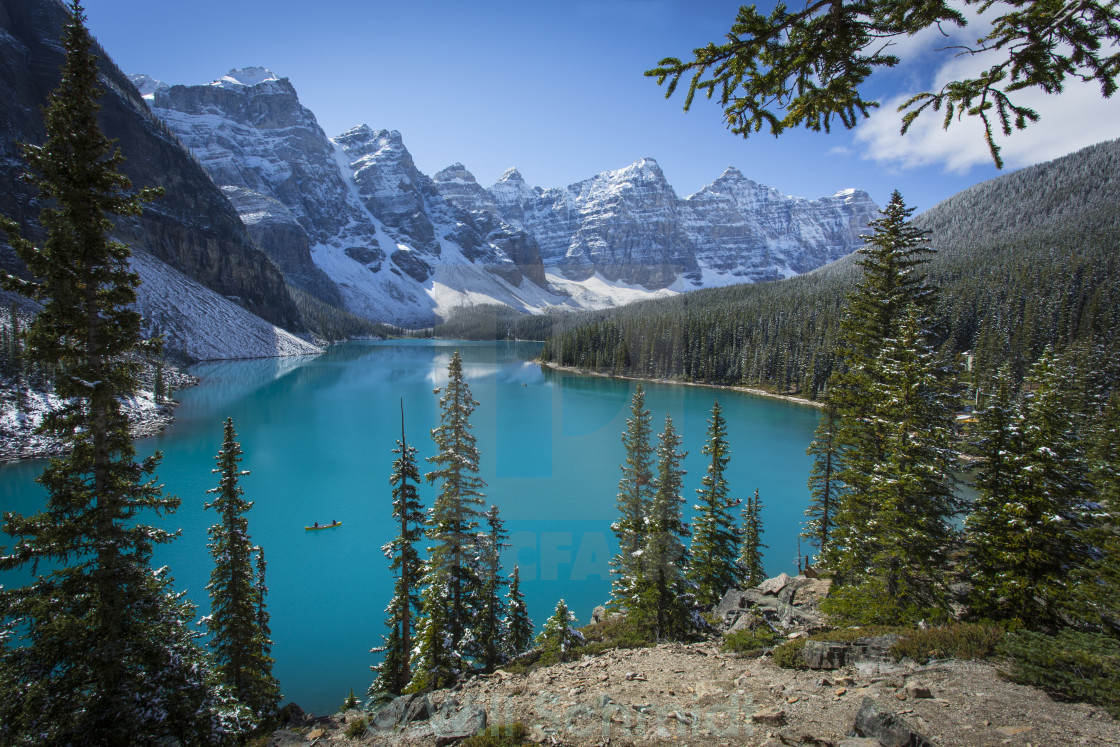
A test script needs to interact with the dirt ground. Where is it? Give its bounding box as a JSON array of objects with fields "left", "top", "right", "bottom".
[{"left": 273, "top": 639, "right": 1120, "bottom": 746}]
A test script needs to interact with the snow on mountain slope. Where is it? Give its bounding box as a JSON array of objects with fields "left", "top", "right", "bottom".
[{"left": 130, "top": 250, "right": 321, "bottom": 361}]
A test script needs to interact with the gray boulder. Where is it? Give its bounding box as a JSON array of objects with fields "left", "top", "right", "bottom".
[
  {"left": 854, "top": 697, "right": 937, "bottom": 747},
  {"left": 430, "top": 697, "right": 487, "bottom": 745},
  {"left": 803, "top": 635, "right": 901, "bottom": 670},
  {"left": 371, "top": 693, "right": 431, "bottom": 732}
]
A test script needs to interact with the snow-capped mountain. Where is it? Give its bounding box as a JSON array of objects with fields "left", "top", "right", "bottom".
[
  {"left": 135, "top": 66, "right": 878, "bottom": 328},
  {"left": 140, "top": 71, "right": 556, "bottom": 327}
]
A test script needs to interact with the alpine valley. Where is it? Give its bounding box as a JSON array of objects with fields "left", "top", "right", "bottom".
[{"left": 0, "top": 0, "right": 879, "bottom": 361}]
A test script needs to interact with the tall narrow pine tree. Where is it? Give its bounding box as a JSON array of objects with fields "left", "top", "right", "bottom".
[
  {"left": 0, "top": 3, "right": 235, "bottom": 741},
  {"left": 413, "top": 351, "right": 486, "bottom": 689},
  {"left": 205, "top": 417, "right": 280, "bottom": 721},
  {"left": 739, "top": 489, "right": 767, "bottom": 587},
  {"left": 611, "top": 384, "right": 654, "bottom": 610},
  {"left": 802, "top": 400, "right": 840, "bottom": 558},
  {"left": 636, "top": 414, "right": 693, "bottom": 640},
  {"left": 688, "top": 400, "right": 742, "bottom": 607},
  {"left": 371, "top": 403, "right": 424, "bottom": 695},
  {"left": 505, "top": 566, "right": 533, "bottom": 657},
  {"left": 475, "top": 505, "right": 510, "bottom": 671}
]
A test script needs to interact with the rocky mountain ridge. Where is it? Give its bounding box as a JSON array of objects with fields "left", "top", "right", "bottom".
[{"left": 136, "top": 67, "right": 880, "bottom": 328}]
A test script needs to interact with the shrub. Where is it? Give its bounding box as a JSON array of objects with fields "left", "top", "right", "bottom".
[
  {"left": 820, "top": 579, "right": 948, "bottom": 626},
  {"left": 723, "top": 627, "right": 780, "bottom": 657},
  {"left": 462, "top": 722, "right": 533, "bottom": 747},
  {"left": 1000, "top": 629, "right": 1120, "bottom": 717},
  {"left": 771, "top": 638, "right": 809, "bottom": 669},
  {"left": 891, "top": 622, "right": 1007, "bottom": 663},
  {"left": 345, "top": 717, "right": 369, "bottom": 738}
]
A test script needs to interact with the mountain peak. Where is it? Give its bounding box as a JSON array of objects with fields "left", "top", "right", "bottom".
[
  {"left": 498, "top": 167, "right": 525, "bottom": 184},
  {"left": 214, "top": 67, "right": 282, "bottom": 88},
  {"left": 129, "top": 73, "right": 168, "bottom": 100},
  {"left": 434, "top": 163, "right": 477, "bottom": 184}
]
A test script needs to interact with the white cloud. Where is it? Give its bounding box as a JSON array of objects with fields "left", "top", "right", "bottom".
[{"left": 855, "top": 41, "right": 1120, "bottom": 173}]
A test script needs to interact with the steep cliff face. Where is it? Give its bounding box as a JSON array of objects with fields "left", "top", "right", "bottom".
[
  {"left": 683, "top": 167, "right": 879, "bottom": 283},
  {"left": 0, "top": 0, "right": 301, "bottom": 336}
]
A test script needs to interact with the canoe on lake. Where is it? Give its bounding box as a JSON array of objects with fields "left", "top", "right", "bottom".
[{"left": 305, "top": 521, "right": 342, "bottom": 531}]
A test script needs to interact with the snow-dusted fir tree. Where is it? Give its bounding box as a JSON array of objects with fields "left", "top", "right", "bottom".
[
  {"left": 371, "top": 406, "right": 424, "bottom": 695},
  {"left": 821, "top": 193, "right": 959, "bottom": 622},
  {"left": 205, "top": 417, "right": 280, "bottom": 721},
  {"left": 611, "top": 384, "right": 654, "bottom": 610},
  {"left": 505, "top": 566, "right": 533, "bottom": 657},
  {"left": 1070, "top": 391, "right": 1120, "bottom": 634},
  {"left": 966, "top": 351, "right": 1090, "bottom": 625},
  {"left": 536, "top": 599, "right": 584, "bottom": 664},
  {"left": 739, "top": 489, "right": 767, "bottom": 587},
  {"left": 0, "top": 4, "right": 237, "bottom": 741},
  {"left": 474, "top": 505, "right": 510, "bottom": 672},
  {"left": 827, "top": 303, "right": 959, "bottom": 620},
  {"left": 414, "top": 351, "right": 486, "bottom": 689},
  {"left": 688, "top": 400, "right": 742, "bottom": 607},
  {"left": 802, "top": 400, "right": 841, "bottom": 558},
  {"left": 635, "top": 414, "right": 694, "bottom": 640}
]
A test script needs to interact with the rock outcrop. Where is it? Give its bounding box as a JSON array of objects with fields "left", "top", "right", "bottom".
[{"left": 716, "top": 573, "right": 833, "bottom": 633}]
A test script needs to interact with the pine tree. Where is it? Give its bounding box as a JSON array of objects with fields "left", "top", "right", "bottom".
[
  {"left": 1067, "top": 391, "right": 1120, "bottom": 635},
  {"left": 688, "top": 399, "right": 742, "bottom": 607},
  {"left": 475, "top": 505, "right": 510, "bottom": 672},
  {"left": 505, "top": 566, "right": 533, "bottom": 657},
  {"left": 611, "top": 383, "right": 654, "bottom": 609},
  {"left": 414, "top": 351, "right": 486, "bottom": 689},
  {"left": 822, "top": 193, "right": 960, "bottom": 621},
  {"left": 739, "top": 489, "right": 768, "bottom": 587},
  {"left": 0, "top": 3, "right": 236, "bottom": 741},
  {"left": 371, "top": 404, "right": 424, "bottom": 695},
  {"left": 635, "top": 414, "right": 694, "bottom": 639},
  {"left": 153, "top": 360, "right": 165, "bottom": 404},
  {"left": 205, "top": 417, "right": 280, "bottom": 721},
  {"left": 965, "top": 366, "right": 1020, "bottom": 617},
  {"left": 966, "top": 351, "right": 1091, "bottom": 626},
  {"left": 802, "top": 400, "right": 840, "bottom": 557},
  {"left": 536, "top": 599, "right": 584, "bottom": 664},
  {"left": 254, "top": 547, "right": 274, "bottom": 675}
]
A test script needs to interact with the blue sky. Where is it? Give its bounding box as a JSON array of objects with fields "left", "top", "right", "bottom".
[{"left": 87, "top": 0, "right": 1120, "bottom": 213}]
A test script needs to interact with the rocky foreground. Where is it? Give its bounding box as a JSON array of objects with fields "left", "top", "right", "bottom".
[{"left": 266, "top": 575, "right": 1120, "bottom": 747}]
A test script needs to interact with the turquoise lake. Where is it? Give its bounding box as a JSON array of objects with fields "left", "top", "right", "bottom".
[{"left": 0, "top": 339, "right": 821, "bottom": 714}]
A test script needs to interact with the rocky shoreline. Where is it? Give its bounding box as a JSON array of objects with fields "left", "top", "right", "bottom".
[{"left": 536, "top": 362, "right": 823, "bottom": 409}]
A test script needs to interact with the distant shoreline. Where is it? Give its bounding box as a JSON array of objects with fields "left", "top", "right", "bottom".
[{"left": 536, "top": 361, "right": 824, "bottom": 409}]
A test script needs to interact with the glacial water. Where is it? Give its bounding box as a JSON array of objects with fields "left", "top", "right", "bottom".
[{"left": 0, "top": 339, "right": 820, "bottom": 714}]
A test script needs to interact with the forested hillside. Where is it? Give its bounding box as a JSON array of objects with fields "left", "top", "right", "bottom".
[{"left": 532, "top": 139, "right": 1120, "bottom": 397}]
